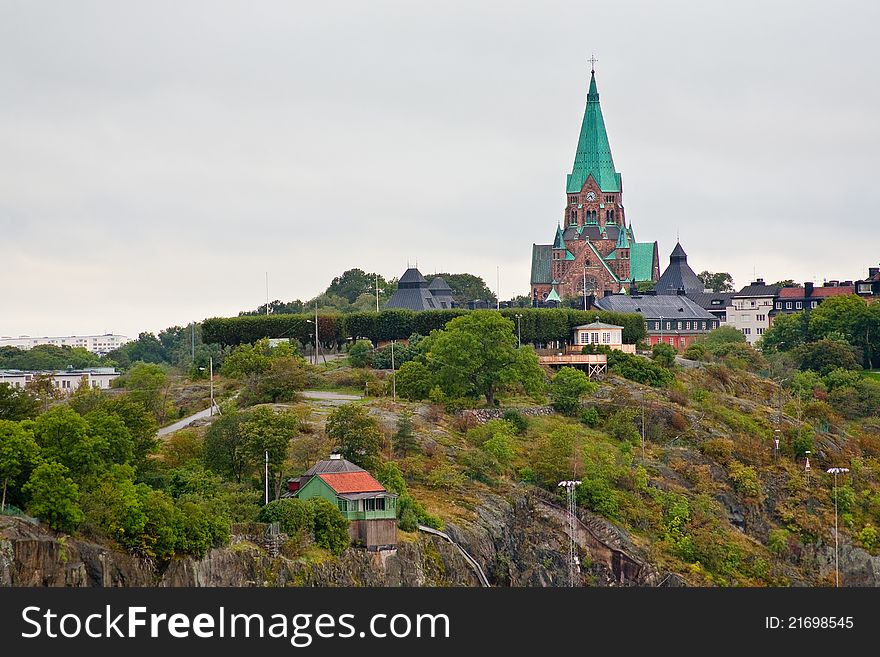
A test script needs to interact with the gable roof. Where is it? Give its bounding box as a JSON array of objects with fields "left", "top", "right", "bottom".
[
  {"left": 303, "top": 457, "right": 365, "bottom": 476},
  {"left": 596, "top": 294, "right": 716, "bottom": 320},
  {"left": 574, "top": 321, "right": 624, "bottom": 330},
  {"left": 566, "top": 71, "right": 621, "bottom": 193},
  {"left": 318, "top": 472, "right": 386, "bottom": 495},
  {"left": 630, "top": 241, "right": 658, "bottom": 282},
  {"left": 686, "top": 291, "right": 736, "bottom": 309},
  {"left": 734, "top": 281, "right": 781, "bottom": 298},
  {"left": 531, "top": 244, "right": 553, "bottom": 285},
  {"left": 778, "top": 285, "right": 856, "bottom": 299}
]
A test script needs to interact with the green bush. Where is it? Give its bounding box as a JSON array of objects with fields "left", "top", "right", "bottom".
[
  {"left": 579, "top": 407, "right": 600, "bottom": 427},
  {"left": 308, "top": 497, "right": 350, "bottom": 555},
  {"left": 549, "top": 366, "right": 598, "bottom": 416},
  {"left": 728, "top": 461, "right": 763, "bottom": 501},
  {"left": 395, "top": 361, "right": 434, "bottom": 401},
  {"left": 607, "top": 352, "right": 674, "bottom": 387},
  {"left": 651, "top": 343, "right": 677, "bottom": 368},
  {"left": 501, "top": 409, "right": 529, "bottom": 435},
  {"left": 768, "top": 528, "right": 790, "bottom": 556},
  {"left": 604, "top": 408, "right": 640, "bottom": 443},
  {"left": 859, "top": 525, "right": 878, "bottom": 551},
  {"left": 347, "top": 340, "right": 374, "bottom": 368},
  {"left": 259, "top": 498, "right": 315, "bottom": 537},
  {"left": 23, "top": 462, "right": 84, "bottom": 533}
]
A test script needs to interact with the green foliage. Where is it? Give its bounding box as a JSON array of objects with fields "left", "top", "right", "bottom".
[
  {"left": 122, "top": 362, "right": 169, "bottom": 420},
  {"left": 501, "top": 409, "right": 528, "bottom": 435},
  {"left": 833, "top": 485, "right": 856, "bottom": 514},
  {"left": 428, "top": 312, "right": 545, "bottom": 405},
  {"left": 204, "top": 413, "right": 249, "bottom": 483},
  {"left": 697, "top": 326, "right": 746, "bottom": 352},
  {"left": 23, "top": 462, "right": 84, "bottom": 533},
  {"left": 579, "top": 407, "right": 600, "bottom": 427},
  {"left": 823, "top": 368, "right": 863, "bottom": 391},
  {"left": 794, "top": 339, "right": 861, "bottom": 375},
  {"left": 395, "top": 361, "right": 433, "bottom": 401},
  {"left": 531, "top": 425, "right": 577, "bottom": 488},
  {"left": 683, "top": 342, "right": 708, "bottom": 361},
  {"left": 768, "top": 528, "right": 790, "bottom": 556},
  {"left": 651, "top": 343, "right": 677, "bottom": 368},
  {"left": 728, "top": 461, "right": 763, "bottom": 501},
  {"left": 221, "top": 339, "right": 274, "bottom": 377},
  {"left": 713, "top": 342, "right": 768, "bottom": 372},
  {"left": 858, "top": 524, "right": 878, "bottom": 551},
  {"left": 697, "top": 271, "right": 734, "bottom": 292},
  {"left": 308, "top": 497, "right": 350, "bottom": 555},
  {"left": 259, "top": 498, "right": 315, "bottom": 537},
  {"left": 107, "top": 332, "right": 166, "bottom": 368},
  {"left": 808, "top": 295, "right": 880, "bottom": 368},
  {"left": 326, "top": 404, "right": 383, "bottom": 471},
  {"left": 607, "top": 351, "right": 674, "bottom": 387},
  {"left": 347, "top": 340, "right": 374, "bottom": 368},
  {"left": 100, "top": 396, "right": 158, "bottom": 467},
  {"left": 758, "top": 311, "right": 809, "bottom": 354},
  {"left": 482, "top": 425, "right": 515, "bottom": 469},
  {"left": 549, "top": 367, "right": 597, "bottom": 415},
  {"left": 827, "top": 378, "right": 880, "bottom": 419},
  {"left": 375, "top": 461, "right": 407, "bottom": 495},
  {"left": 239, "top": 356, "right": 308, "bottom": 405},
  {"left": 0, "top": 420, "right": 40, "bottom": 511},
  {"left": 789, "top": 370, "right": 827, "bottom": 400},
  {"left": 604, "top": 408, "right": 640, "bottom": 443},
  {"left": 239, "top": 407, "right": 303, "bottom": 499},
  {"left": 84, "top": 410, "right": 134, "bottom": 466},
  {"left": 32, "top": 407, "right": 102, "bottom": 480},
  {"left": 0, "top": 344, "right": 102, "bottom": 371},
  {"left": 392, "top": 410, "right": 418, "bottom": 456},
  {"left": 0, "top": 383, "right": 40, "bottom": 421}
]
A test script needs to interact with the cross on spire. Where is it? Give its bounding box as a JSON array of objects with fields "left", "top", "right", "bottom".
[{"left": 589, "top": 53, "right": 598, "bottom": 72}]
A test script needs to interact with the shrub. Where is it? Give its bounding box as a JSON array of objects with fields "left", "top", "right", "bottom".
[
  {"left": 607, "top": 352, "right": 674, "bottom": 387},
  {"left": 728, "top": 461, "right": 763, "bottom": 501},
  {"left": 395, "top": 361, "right": 434, "bottom": 401},
  {"left": 768, "top": 528, "right": 790, "bottom": 556},
  {"left": 683, "top": 343, "right": 708, "bottom": 361},
  {"left": 347, "top": 340, "right": 374, "bottom": 368},
  {"left": 651, "top": 343, "right": 677, "bottom": 368},
  {"left": 549, "top": 366, "right": 598, "bottom": 415},
  {"left": 308, "top": 498, "right": 350, "bottom": 555},
  {"left": 859, "top": 525, "right": 878, "bottom": 551},
  {"left": 23, "top": 462, "right": 84, "bottom": 533},
  {"left": 501, "top": 409, "right": 528, "bottom": 435},
  {"left": 604, "top": 408, "right": 640, "bottom": 443},
  {"left": 701, "top": 438, "right": 734, "bottom": 463},
  {"left": 579, "top": 407, "right": 600, "bottom": 427},
  {"left": 259, "top": 498, "right": 315, "bottom": 537}
]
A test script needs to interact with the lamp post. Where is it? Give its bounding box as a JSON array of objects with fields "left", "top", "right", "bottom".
[
  {"left": 659, "top": 315, "right": 664, "bottom": 346},
  {"left": 306, "top": 320, "right": 315, "bottom": 365},
  {"left": 773, "top": 429, "right": 780, "bottom": 461},
  {"left": 198, "top": 356, "right": 214, "bottom": 416},
  {"left": 582, "top": 267, "right": 587, "bottom": 311},
  {"left": 515, "top": 314, "right": 523, "bottom": 348},
  {"left": 374, "top": 272, "right": 380, "bottom": 312},
  {"left": 391, "top": 340, "right": 397, "bottom": 401},
  {"left": 827, "top": 467, "right": 850, "bottom": 587}
]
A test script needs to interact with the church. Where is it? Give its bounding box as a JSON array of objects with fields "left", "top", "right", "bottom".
[{"left": 530, "top": 66, "right": 660, "bottom": 305}]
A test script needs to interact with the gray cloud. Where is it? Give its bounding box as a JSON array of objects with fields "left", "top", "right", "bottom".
[{"left": 1, "top": 0, "right": 878, "bottom": 337}]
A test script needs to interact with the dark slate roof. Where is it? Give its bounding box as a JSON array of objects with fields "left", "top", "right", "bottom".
[
  {"left": 428, "top": 276, "right": 452, "bottom": 293},
  {"left": 734, "top": 281, "right": 781, "bottom": 298},
  {"left": 303, "top": 457, "right": 365, "bottom": 476},
  {"left": 531, "top": 244, "right": 552, "bottom": 284},
  {"left": 398, "top": 267, "right": 428, "bottom": 288},
  {"left": 595, "top": 294, "right": 716, "bottom": 320},
  {"left": 686, "top": 291, "right": 735, "bottom": 310},
  {"left": 654, "top": 242, "right": 705, "bottom": 294},
  {"left": 385, "top": 286, "right": 443, "bottom": 310}
]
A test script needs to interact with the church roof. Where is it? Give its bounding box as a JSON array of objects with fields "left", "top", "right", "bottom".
[
  {"left": 654, "top": 242, "right": 704, "bottom": 294},
  {"left": 531, "top": 244, "right": 553, "bottom": 285},
  {"left": 630, "top": 242, "right": 658, "bottom": 283},
  {"left": 546, "top": 288, "right": 561, "bottom": 302},
  {"left": 566, "top": 70, "right": 622, "bottom": 194},
  {"left": 553, "top": 225, "right": 566, "bottom": 249},
  {"left": 616, "top": 224, "right": 631, "bottom": 249}
]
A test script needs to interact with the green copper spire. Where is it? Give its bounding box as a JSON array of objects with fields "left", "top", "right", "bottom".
[
  {"left": 566, "top": 69, "right": 621, "bottom": 194},
  {"left": 546, "top": 288, "right": 561, "bottom": 303},
  {"left": 553, "top": 224, "right": 565, "bottom": 249}
]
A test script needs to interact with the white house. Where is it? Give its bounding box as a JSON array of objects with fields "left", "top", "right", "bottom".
[
  {"left": 0, "top": 368, "right": 120, "bottom": 395},
  {"left": 0, "top": 334, "right": 130, "bottom": 355},
  {"left": 723, "top": 279, "right": 780, "bottom": 345},
  {"left": 571, "top": 321, "right": 636, "bottom": 353}
]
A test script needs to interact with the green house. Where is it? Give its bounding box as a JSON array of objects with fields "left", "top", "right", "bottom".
[{"left": 291, "top": 455, "right": 398, "bottom": 551}]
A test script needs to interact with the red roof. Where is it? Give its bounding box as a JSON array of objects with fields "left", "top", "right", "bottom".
[
  {"left": 778, "top": 286, "right": 855, "bottom": 298},
  {"left": 318, "top": 472, "right": 385, "bottom": 494}
]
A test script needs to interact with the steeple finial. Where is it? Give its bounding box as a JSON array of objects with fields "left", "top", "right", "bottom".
[{"left": 589, "top": 53, "right": 598, "bottom": 73}]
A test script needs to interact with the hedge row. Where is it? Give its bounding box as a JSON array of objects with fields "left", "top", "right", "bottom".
[{"left": 202, "top": 308, "right": 648, "bottom": 348}]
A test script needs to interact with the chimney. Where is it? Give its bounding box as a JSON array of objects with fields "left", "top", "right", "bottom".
[
  {"left": 842, "top": 280, "right": 853, "bottom": 287},
  {"left": 755, "top": 278, "right": 765, "bottom": 285},
  {"left": 329, "top": 453, "right": 342, "bottom": 460},
  {"left": 677, "top": 287, "right": 687, "bottom": 295},
  {"left": 869, "top": 267, "right": 879, "bottom": 278},
  {"left": 804, "top": 282, "right": 814, "bottom": 297},
  {"left": 827, "top": 280, "right": 839, "bottom": 287}
]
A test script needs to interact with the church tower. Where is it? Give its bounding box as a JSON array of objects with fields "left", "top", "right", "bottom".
[{"left": 529, "top": 64, "right": 659, "bottom": 304}]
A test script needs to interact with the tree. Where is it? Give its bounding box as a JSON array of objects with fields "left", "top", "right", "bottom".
[
  {"left": 697, "top": 271, "right": 734, "bottom": 292},
  {"left": 221, "top": 339, "right": 273, "bottom": 378},
  {"left": 0, "top": 420, "right": 40, "bottom": 511},
  {"left": 433, "top": 273, "right": 496, "bottom": 305},
  {"left": 347, "top": 339, "right": 374, "bottom": 368},
  {"left": 32, "top": 407, "right": 101, "bottom": 480},
  {"left": 651, "top": 343, "right": 677, "bottom": 368},
  {"left": 325, "top": 404, "right": 383, "bottom": 471},
  {"left": 428, "top": 311, "right": 545, "bottom": 405},
  {"left": 773, "top": 280, "right": 796, "bottom": 288},
  {"left": 697, "top": 326, "right": 746, "bottom": 352},
  {"left": 793, "top": 339, "right": 861, "bottom": 375},
  {"left": 241, "top": 356, "right": 308, "bottom": 405},
  {"left": 549, "top": 367, "right": 598, "bottom": 415},
  {"left": 259, "top": 498, "right": 315, "bottom": 538},
  {"left": 757, "top": 311, "right": 809, "bottom": 353},
  {"left": 308, "top": 497, "right": 350, "bottom": 555},
  {"left": 124, "top": 362, "right": 169, "bottom": 421},
  {"left": 808, "top": 295, "right": 880, "bottom": 368},
  {"left": 108, "top": 332, "right": 168, "bottom": 368},
  {"left": 85, "top": 410, "right": 134, "bottom": 466},
  {"left": 0, "top": 383, "right": 40, "bottom": 421},
  {"left": 204, "top": 412, "right": 249, "bottom": 483},
  {"left": 395, "top": 361, "right": 433, "bottom": 400},
  {"left": 392, "top": 410, "right": 418, "bottom": 456},
  {"left": 240, "top": 407, "right": 302, "bottom": 500},
  {"left": 26, "top": 373, "right": 62, "bottom": 413},
  {"left": 326, "top": 268, "right": 391, "bottom": 304},
  {"left": 531, "top": 425, "right": 577, "bottom": 488},
  {"left": 100, "top": 396, "right": 159, "bottom": 467},
  {"left": 23, "top": 462, "right": 84, "bottom": 533}
]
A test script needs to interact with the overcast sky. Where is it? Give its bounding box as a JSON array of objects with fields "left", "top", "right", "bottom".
[{"left": 1, "top": 0, "right": 878, "bottom": 338}]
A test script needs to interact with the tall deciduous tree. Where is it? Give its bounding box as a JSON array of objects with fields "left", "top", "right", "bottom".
[
  {"left": 0, "top": 383, "right": 40, "bottom": 421},
  {"left": 326, "top": 404, "right": 383, "bottom": 471},
  {"left": 23, "top": 462, "right": 84, "bottom": 533},
  {"left": 697, "top": 271, "right": 735, "bottom": 292},
  {"left": 0, "top": 420, "right": 40, "bottom": 511},
  {"left": 428, "top": 311, "right": 545, "bottom": 406},
  {"left": 239, "top": 407, "right": 302, "bottom": 500},
  {"left": 549, "top": 367, "right": 598, "bottom": 416}
]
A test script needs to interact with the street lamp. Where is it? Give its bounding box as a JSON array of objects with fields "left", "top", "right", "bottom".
[
  {"left": 773, "top": 429, "right": 780, "bottom": 460},
  {"left": 659, "top": 315, "right": 664, "bottom": 346},
  {"left": 827, "top": 467, "right": 850, "bottom": 587},
  {"left": 515, "top": 314, "right": 523, "bottom": 348}
]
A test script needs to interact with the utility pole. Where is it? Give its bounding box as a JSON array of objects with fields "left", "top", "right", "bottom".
[
  {"left": 265, "top": 450, "right": 269, "bottom": 505},
  {"left": 659, "top": 314, "right": 664, "bottom": 346},
  {"left": 265, "top": 272, "right": 269, "bottom": 316},
  {"left": 496, "top": 266, "right": 500, "bottom": 310},
  {"left": 209, "top": 356, "right": 214, "bottom": 416},
  {"left": 191, "top": 322, "right": 195, "bottom": 363},
  {"left": 827, "top": 467, "right": 850, "bottom": 587},
  {"left": 641, "top": 397, "right": 646, "bottom": 462},
  {"left": 375, "top": 272, "right": 380, "bottom": 312},
  {"left": 515, "top": 313, "right": 522, "bottom": 348},
  {"left": 391, "top": 340, "right": 397, "bottom": 401},
  {"left": 558, "top": 480, "right": 582, "bottom": 587}
]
